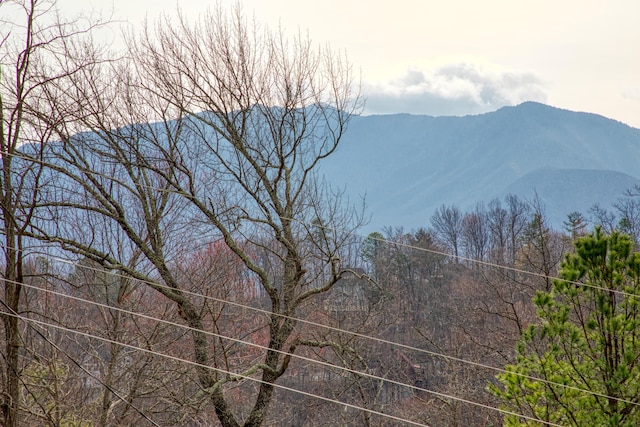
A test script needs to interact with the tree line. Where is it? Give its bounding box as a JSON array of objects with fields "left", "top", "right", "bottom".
[{"left": 357, "top": 194, "right": 640, "bottom": 425}]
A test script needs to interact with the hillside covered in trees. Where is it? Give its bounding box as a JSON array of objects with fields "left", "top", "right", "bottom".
[{"left": 3, "top": 1, "right": 640, "bottom": 426}]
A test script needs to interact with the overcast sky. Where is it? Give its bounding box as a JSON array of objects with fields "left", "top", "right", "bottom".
[{"left": 58, "top": 0, "right": 640, "bottom": 128}]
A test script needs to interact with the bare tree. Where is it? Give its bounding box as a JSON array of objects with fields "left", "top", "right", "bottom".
[
  {"left": 519, "top": 196, "right": 566, "bottom": 292},
  {"left": 486, "top": 198, "right": 509, "bottom": 265},
  {"left": 461, "top": 203, "right": 490, "bottom": 265},
  {"left": 471, "top": 195, "right": 557, "bottom": 357},
  {"left": 613, "top": 196, "right": 640, "bottom": 246},
  {"left": 132, "top": 12, "right": 362, "bottom": 424},
  {"left": 504, "top": 194, "right": 531, "bottom": 270},
  {"left": 430, "top": 204, "right": 463, "bottom": 262},
  {"left": 589, "top": 203, "right": 618, "bottom": 234},
  {"left": 30, "top": 5, "right": 362, "bottom": 426},
  {"left": 0, "top": 1, "right": 107, "bottom": 424}
]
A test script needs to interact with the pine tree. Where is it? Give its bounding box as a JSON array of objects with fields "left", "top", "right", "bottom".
[{"left": 491, "top": 228, "right": 640, "bottom": 426}]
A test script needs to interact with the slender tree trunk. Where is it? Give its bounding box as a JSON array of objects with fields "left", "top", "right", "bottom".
[
  {"left": 180, "top": 301, "right": 241, "bottom": 427},
  {"left": 2, "top": 227, "right": 22, "bottom": 427}
]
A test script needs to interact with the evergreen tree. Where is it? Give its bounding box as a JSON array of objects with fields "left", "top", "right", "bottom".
[
  {"left": 361, "top": 231, "right": 385, "bottom": 280},
  {"left": 563, "top": 211, "right": 587, "bottom": 240},
  {"left": 492, "top": 228, "right": 640, "bottom": 426}
]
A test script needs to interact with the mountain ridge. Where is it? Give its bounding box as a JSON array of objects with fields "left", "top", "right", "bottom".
[{"left": 320, "top": 102, "right": 640, "bottom": 231}]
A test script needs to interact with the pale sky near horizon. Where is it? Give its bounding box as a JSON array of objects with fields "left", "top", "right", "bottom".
[{"left": 54, "top": 0, "right": 640, "bottom": 128}]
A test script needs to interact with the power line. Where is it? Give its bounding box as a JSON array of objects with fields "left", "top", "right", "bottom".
[
  {"left": 6, "top": 253, "right": 640, "bottom": 415},
  {"left": 318, "top": 219, "right": 639, "bottom": 299},
  {"left": 0, "top": 297, "right": 161, "bottom": 427},
  {"left": 3, "top": 274, "right": 570, "bottom": 423},
  {"left": 43, "top": 248, "right": 640, "bottom": 406},
  {"left": 4, "top": 231, "right": 637, "bottom": 410},
  {"left": 0, "top": 307, "right": 442, "bottom": 427},
  {"left": 0, "top": 283, "right": 568, "bottom": 427}
]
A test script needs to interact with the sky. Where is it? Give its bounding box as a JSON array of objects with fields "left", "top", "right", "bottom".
[{"left": 55, "top": 0, "right": 640, "bottom": 128}]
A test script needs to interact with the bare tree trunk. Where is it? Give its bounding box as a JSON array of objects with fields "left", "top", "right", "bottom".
[
  {"left": 1, "top": 228, "right": 22, "bottom": 427},
  {"left": 28, "top": 4, "right": 362, "bottom": 424},
  {"left": 0, "top": 1, "right": 108, "bottom": 424}
]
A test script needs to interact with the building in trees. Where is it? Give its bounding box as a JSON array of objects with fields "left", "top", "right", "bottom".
[{"left": 324, "top": 268, "right": 370, "bottom": 316}]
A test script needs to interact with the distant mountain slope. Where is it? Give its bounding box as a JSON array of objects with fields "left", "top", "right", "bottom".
[
  {"left": 319, "top": 102, "right": 640, "bottom": 231},
  {"left": 497, "top": 168, "right": 640, "bottom": 227}
]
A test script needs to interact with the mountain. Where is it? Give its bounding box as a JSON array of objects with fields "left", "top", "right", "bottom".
[
  {"left": 319, "top": 102, "right": 640, "bottom": 231},
  {"left": 498, "top": 168, "right": 640, "bottom": 226}
]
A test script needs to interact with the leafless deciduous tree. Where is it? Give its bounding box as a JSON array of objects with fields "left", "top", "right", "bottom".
[
  {"left": 518, "top": 195, "right": 566, "bottom": 292},
  {"left": 29, "top": 5, "right": 362, "bottom": 426},
  {"left": 461, "top": 203, "right": 490, "bottom": 265},
  {"left": 430, "top": 204, "right": 463, "bottom": 262},
  {"left": 0, "top": 1, "right": 107, "bottom": 424}
]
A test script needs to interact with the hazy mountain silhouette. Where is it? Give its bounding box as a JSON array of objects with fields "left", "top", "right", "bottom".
[{"left": 319, "top": 102, "right": 640, "bottom": 231}]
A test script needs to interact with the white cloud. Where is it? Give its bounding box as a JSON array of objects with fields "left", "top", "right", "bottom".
[
  {"left": 363, "top": 62, "right": 547, "bottom": 116},
  {"left": 622, "top": 87, "right": 640, "bottom": 102}
]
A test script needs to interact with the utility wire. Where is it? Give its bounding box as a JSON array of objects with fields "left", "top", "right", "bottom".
[
  {"left": 43, "top": 248, "right": 640, "bottom": 407},
  {"left": 2, "top": 290, "right": 562, "bottom": 427},
  {"left": 6, "top": 233, "right": 640, "bottom": 410},
  {"left": 2, "top": 148, "right": 636, "bottom": 295},
  {"left": 0, "top": 307, "right": 437, "bottom": 427},
  {"left": 311, "top": 217, "right": 640, "bottom": 300},
  {"left": 4, "top": 275, "right": 576, "bottom": 423},
  {"left": 0, "top": 298, "right": 161, "bottom": 427},
  {"left": 5, "top": 250, "right": 640, "bottom": 414}
]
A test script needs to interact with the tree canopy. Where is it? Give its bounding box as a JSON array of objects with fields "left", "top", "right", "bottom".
[{"left": 492, "top": 228, "right": 640, "bottom": 426}]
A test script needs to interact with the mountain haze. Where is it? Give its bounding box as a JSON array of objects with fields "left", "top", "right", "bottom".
[{"left": 320, "top": 102, "right": 640, "bottom": 230}]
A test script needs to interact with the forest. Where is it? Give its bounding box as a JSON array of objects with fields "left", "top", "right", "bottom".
[{"left": 3, "top": 1, "right": 640, "bottom": 426}]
